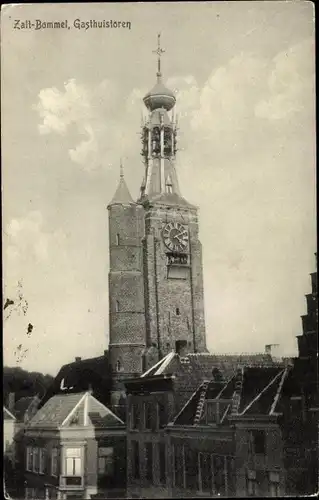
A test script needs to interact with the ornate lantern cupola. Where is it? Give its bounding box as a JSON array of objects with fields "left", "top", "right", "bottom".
[
  {"left": 143, "top": 35, "right": 176, "bottom": 112},
  {"left": 139, "top": 34, "right": 180, "bottom": 203}
]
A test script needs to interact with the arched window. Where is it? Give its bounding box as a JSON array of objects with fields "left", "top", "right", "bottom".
[
  {"left": 176, "top": 307, "right": 180, "bottom": 316},
  {"left": 115, "top": 300, "right": 120, "bottom": 312},
  {"left": 116, "top": 360, "right": 121, "bottom": 372},
  {"left": 116, "top": 234, "right": 120, "bottom": 246}
]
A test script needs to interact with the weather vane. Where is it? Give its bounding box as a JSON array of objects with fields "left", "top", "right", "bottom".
[{"left": 153, "top": 33, "right": 165, "bottom": 77}]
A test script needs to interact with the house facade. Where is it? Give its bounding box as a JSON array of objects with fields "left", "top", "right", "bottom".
[
  {"left": 125, "top": 351, "right": 287, "bottom": 498},
  {"left": 15, "top": 391, "right": 126, "bottom": 499}
]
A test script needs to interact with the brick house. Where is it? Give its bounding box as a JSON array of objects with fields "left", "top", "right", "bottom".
[
  {"left": 278, "top": 256, "right": 318, "bottom": 496},
  {"left": 16, "top": 391, "right": 126, "bottom": 499},
  {"left": 167, "top": 365, "right": 289, "bottom": 498},
  {"left": 125, "top": 351, "right": 286, "bottom": 498}
]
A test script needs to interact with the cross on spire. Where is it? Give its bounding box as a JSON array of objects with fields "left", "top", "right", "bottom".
[{"left": 153, "top": 33, "right": 165, "bottom": 78}]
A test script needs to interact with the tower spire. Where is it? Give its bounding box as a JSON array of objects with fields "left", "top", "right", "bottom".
[{"left": 153, "top": 33, "right": 165, "bottom": 81}]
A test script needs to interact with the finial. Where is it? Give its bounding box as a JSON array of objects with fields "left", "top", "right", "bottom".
[
  {"left": 120, "top": 159, "right": 124, "bottom": 179},
  {"left": 152, "top": 32, "right": 165, "bottom": 80}
]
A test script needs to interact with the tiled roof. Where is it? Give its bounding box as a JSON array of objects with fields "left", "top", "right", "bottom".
[
  {"left": 172, "top": 365, "right": 290, "bottom": 426},
  {"left": 28, "top": 392, "right": 124, "bottom": 429},
  {"left": 143, "top": 352, "right": 279, "bottom": 379},
  {"left": 28, "top": 393, "right": 86, "bottom": 428},
  {"left": 39, "top": 354, "right": 111, "bottom": 409},
  {"left": 4, "top": 407, "right": 16, "bottom": 421}
]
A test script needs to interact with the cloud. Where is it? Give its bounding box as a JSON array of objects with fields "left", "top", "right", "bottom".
[
  {"left": 4, "top": 211, "right": 67, "bottom": 288},
  {"left": 255, "top": 39, "right": 315, "bottom": 120},
  {"left": 34, "top": 79, "right": 119, "bottom": 170}
]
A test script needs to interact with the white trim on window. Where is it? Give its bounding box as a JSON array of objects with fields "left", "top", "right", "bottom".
[
  {"left": 51, "top": 448, "right": 58, "bottom": 477},
  {"left": 39, "top": 448, "right": 46, "bottom": 474}
]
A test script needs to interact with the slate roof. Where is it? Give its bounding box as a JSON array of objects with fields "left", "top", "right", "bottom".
[
  {"left": 147, "top": 192, "right": 196, "bottom": 209},
  {"left": 4, "top": 407, "right": 16, "bottom": 421},
  {"left": 28, "top": 391, "right": 124, "bottom": 429},
  {"left": 108, "top": 177, "right": 134, "bottom": 206},
  {"left": 172, "top": 366, "right": 290, "bottom": 426},
  {"left": 39, "top": 354, "right": 111, "bottom": 409}
]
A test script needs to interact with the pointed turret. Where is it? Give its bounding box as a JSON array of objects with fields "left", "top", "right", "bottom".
[{"left": 108, "top": 161, "right": 134, "bottom": 207}]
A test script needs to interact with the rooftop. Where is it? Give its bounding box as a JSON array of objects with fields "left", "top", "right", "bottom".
[
  {"left": 28, "top": 391, "right": 124, "bottom": 429},
  {"left": 172, "top": 365, "right": 289, "bottom": 426}
]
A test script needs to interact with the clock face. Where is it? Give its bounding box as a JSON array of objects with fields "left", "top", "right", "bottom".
[{"left": 162, "top": 222, "right": 189, "bottom": 252}]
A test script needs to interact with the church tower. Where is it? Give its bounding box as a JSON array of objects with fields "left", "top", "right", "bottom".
[
  {"left": 139, "top": 34, "right": 207, "bottom": 369},
  {"left": 108, "top": 35, "right": 207, "bottom": 404}
]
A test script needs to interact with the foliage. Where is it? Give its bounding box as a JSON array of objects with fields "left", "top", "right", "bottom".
[{"left": 3, "top": 366, "right": 54, "bottom": 404}]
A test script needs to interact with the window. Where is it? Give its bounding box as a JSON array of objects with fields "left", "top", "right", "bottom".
[
  {"left": 131, "top": 403, "right": 141, "bottom": 430},
  {"left": 185, "top": 447, "right": 198, "bottom": 491},
  {"left": 176, "top": 307, "right": 180, "bottom": 315},
  {"left": 174, "top": 444, "right": 184, "bottom": 488},
  {"left": 132, "top": 441, "right": 140, "bottom": 480},
  {"left": 26, "top": 447, "right": 33, "bottom": 472},
  {"left": 213, "top": 455, "right": 226, "bottom": 496},
  {"left": 145, "top": 443, "right": 153, "bottom": 482},
  {"left": 199, "top": 453, "right": 211, "bottom": 492},
  {"left": 98, "top": 447, "right": 114, "bottom": 476},
  {"left": 51, "top": 448, "right": 58, "bottom": 476},
  {"left": 157, "top": 401, "right": 166, "bottom": 428},
  {"left": 39, "top": 449, "right": 46, "bottom": 474},
  {"left": 251, "top": 430, "right": 266, "bottom": 455},
  {"left": 158, "top": 443, "right": 166, "bottom": 485},
  {"left": 144, "top": 402, "right": 153, "bottom": 430},
  {"left": 269, "top": 471, "right": 280, "bottom": 497},
  {"left": 116, "top": 360, "right": 121, "bottom": 372},
  {"left": 116, "top": 234, "right": 120, "bottom": 246},
  {"left": 65, "top": 448, "right": 82, "bottom": 476},
  {"left": 166, "top": 182, "right": 173, "bottom": 194},
  {"left": 247, "top": 470, "right": 257, "bottom": 496},
  {"left": 115, "top": 300, "right": 120, "bottom": 312},
  {"left": 33, "top": 448, "right": 39, "bottom": 473}
]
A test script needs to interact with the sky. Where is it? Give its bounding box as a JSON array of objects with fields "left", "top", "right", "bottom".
[{"left": 2, "top": 2, "right": 316, "bottom": 376}]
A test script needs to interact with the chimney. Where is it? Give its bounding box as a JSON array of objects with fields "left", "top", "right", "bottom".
[
  {"left": 7, "top": 392, "right": 15, "bottom": 412},
  {"left": 175, "top": 340, "right": 188, "bottom": 357},
  {"left": 265, "top": 344, "right": 272, "bottom": 355},
  {"left": 75, "top": 357, "right": 81, "bottom": 362}
]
